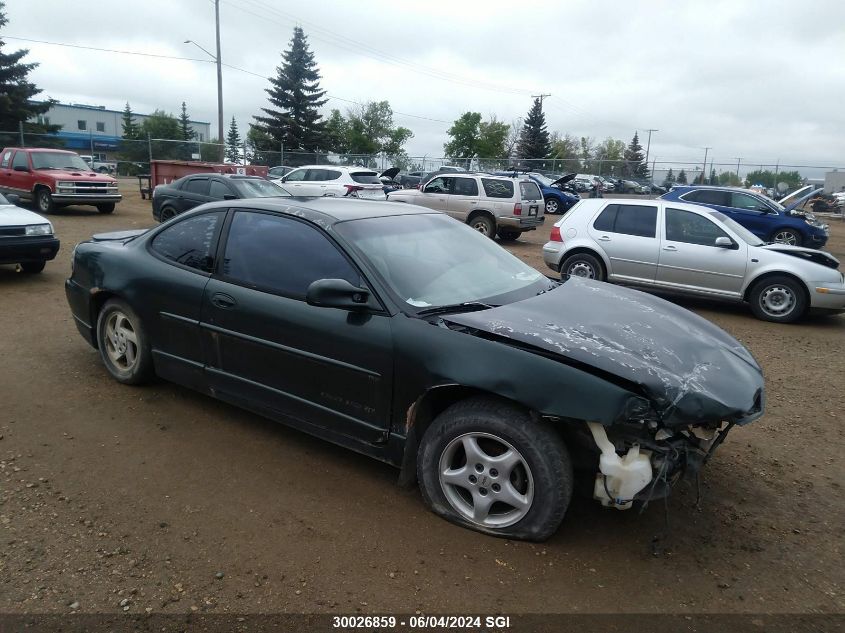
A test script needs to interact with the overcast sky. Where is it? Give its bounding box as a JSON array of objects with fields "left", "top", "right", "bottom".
[{"left": 6, "top": 0, "right": 845, "bottom": 173}]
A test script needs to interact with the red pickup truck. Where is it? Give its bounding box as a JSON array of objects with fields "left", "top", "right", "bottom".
[{"left": 0, "top": 147, "right": 122, "bottom": 214}]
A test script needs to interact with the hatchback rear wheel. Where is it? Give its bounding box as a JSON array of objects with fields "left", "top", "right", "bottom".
[{"left": 561, "top": 252, "right": 605, "bottom": 281}]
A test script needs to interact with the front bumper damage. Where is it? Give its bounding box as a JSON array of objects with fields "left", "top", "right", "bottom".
[{"left": 586, "top": 417, "right": 742, "bottom": 509}]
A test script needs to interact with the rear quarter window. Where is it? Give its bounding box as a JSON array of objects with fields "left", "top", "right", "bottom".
[
  {"left": 350, "top": 172, "right": 381, "bottom": 184},
  {"left": 481, "top": 179, "right": 514, "bottom": 199},
  {"left": 593, "top": 204, "right": 657, "bottom": 238},
  {"left": 519, "top": 182, "right": 542, "bottom": 201}
]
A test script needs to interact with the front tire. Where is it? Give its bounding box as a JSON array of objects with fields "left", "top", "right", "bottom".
[
  {"left": 770, "top": 229, "right": 801, "bottom": 246},
  {"left": 20, "top": 261, "right": 46, "bottom": 274},
  {"left": 95, "top": 299, "right": 154, "bottom": 384},
  {"left": 748, "top": 276, "right": 807, "bottom": 323},
  {"left": 560, "top": 252, "right": 605, "bottom": 281},
  {"left": 35, "top": 187, "right": 54, "bottom": 214},
  {"left": 97, "top": 203, "right": 115, "bottom": 214},
  {"left": 417, "top": 397, "right": 573, "bottom": 541}
]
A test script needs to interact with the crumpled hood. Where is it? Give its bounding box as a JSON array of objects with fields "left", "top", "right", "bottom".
[
  {"left": 760, "top": 243, "right": 839, "bottom": 269},
  {"left": 444, "top": 277, "right": 764, "bottom": 426}
]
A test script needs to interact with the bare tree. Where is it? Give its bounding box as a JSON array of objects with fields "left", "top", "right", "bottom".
[{"left": 505, "top": 118, "right": 523, "bottom": 159}]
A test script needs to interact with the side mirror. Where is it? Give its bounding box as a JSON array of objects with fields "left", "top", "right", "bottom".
[
  {"left": 715, "top": 236, "right": 737, "bottom": 249},
  {"left": 5, "top": 193, "right": 20, "bottom": 205},
  {"left": 306, "top": 278, "right": 377, "bottom": 311},
  {"left": 756, "top": 205, "right": 773, "bottom": 213},
  {"left": 222, "top": 193, "right": 237, "bottom": 200},
  {"left": 13, "top": 165, "right": 29, "bottom": 172}
]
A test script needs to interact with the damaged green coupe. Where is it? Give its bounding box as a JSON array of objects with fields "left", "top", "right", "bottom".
[{"left": 66, "top": 199, "right": 764, "bottom": 541}]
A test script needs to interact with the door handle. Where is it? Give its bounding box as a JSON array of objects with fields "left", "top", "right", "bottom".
[
  {"left": 662, "top": 245, "right": 677, "bottom": 251},
  {"left": 211, "top": 292, "right": 236, "bottom": 309},
  {"left": 597, "top": 235, "right": 611, "bottom": 241}
]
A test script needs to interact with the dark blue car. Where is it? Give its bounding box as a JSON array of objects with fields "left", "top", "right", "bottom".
[
  {"left": 660, "top": 186, "right": 829, "bottom": 248},
  {"left": 495, "top": 172, "right": 580, "bottom": 215}
]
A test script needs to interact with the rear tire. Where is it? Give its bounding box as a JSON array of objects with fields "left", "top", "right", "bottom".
[
  {"left": 20, "top": 261, "right": 46, "bottom": 274},
  {"left": 497, "top": 229, "right": 520, "bottom": 241},
  {"left": 468, "top": 214, "right": 495, "bottom": 238},
  {"left": 544, "top": 198, "right": 560, "bottom": 214},
  {"left": 95, "top": 299, "right": 154, "bottom": 384},
  {"left": 417, "top": 397, "right": 573, "bottom": 541},
  {"left": 560, "top": 252, "right": 605, "bottom": 281},
  {"left": 748, "top": 275, "right": 807, "bottom": 323},
  {"left": 97, "top": 203, "right": 115, "bottom": 214}
]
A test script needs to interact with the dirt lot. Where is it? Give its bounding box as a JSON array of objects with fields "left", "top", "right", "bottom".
[{"left": 1, "top": 180, "right": 843, "bottom": 616}]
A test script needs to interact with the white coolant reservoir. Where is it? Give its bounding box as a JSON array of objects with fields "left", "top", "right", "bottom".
[{"left": 587, "top": 422, "right": 653, "bottom": 510}]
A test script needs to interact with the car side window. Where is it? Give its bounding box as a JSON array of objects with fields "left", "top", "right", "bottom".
[
  {"left": 284, "top": 169, "right": 307, "bottom": 182},
  {"left": 209, "top": 179, "right": 233, "bottom": 199},
  {"left": 305, "top": 169, "right": 325, "bottom": 181},
  {"left": 0, "top": 150, "right": 11, "bottom": 168},
  {"left": 424, "top": 177, "right": 452, "bottom": 194},
  {"left": 731, "top": 192, "right": 766, "bottom": 211},
  {"left": 453, "top": 177, "right": 478, "bottom": 196},
  {"left": 12, "top": 151, "right": 28, "bottom": 170},
  {"left": 593, "top": 204, "right": 657, "bottom": 238},
  {"left": 481, "top": 179, "right": 514, "bottom": 199},
  {"left": 665, "top": 208, "right": 731, "bottom": 246},
  {"left": 221, "top": 211, "right": 361, "bottom": 299},
  {"left": 684, "top": 190, "right": 731, "bottom": 206},
  {"left": 150, "top": 212, "right": 223, "bottom": 272},
  {"left": 324, "top": 169, "right": 342, "bottom": 181},
  {"left": 183, "top": 178, "right": 210, "bottom": 196}
]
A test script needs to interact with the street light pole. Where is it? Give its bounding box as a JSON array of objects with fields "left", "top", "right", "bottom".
[
  {"left": 184, "top": 0, "right": 224, "bottom": 162},
  {"left": 214, "top": 0, "right": 224, "bottom": 162},
  {"left": 644, "top": 128, "right": 658, "bottom": 167}
]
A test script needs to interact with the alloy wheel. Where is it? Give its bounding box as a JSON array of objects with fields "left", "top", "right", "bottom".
[
  {"left": 438, "top": 432, "right": 534, "bottom": 528},
  {"left": 545, "top": 199, "right": 559, "bottom": 214},
  {"left": 104, "top": 310, "right": 140, "bottom": 371},
  {"left": 772, "top": 230, "right": 798, "bottom": 246}
]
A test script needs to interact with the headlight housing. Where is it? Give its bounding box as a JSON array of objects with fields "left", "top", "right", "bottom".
[{"left": 25, "top": 223, "right": 53, "bottom": 236}]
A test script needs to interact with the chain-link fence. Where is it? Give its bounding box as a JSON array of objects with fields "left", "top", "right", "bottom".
[{"left": 3, "top": 130, "right": 843, "bottom": 190}]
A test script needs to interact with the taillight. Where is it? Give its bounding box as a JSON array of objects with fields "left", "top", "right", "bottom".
[
  {"left": 344, "top": 185, "right": 363, "bottom": 197},
  {"left": 513, "top": 202, "right": 522, "bottom": 216},
  {"left": 550, "top": 226, "right": 563, "bottom": 242}
]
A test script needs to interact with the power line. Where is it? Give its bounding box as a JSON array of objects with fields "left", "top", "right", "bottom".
[{"left": 3, "top": 35, "right": 216, "bottom": 64}]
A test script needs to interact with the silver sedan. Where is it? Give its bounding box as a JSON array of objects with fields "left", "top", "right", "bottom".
[{"left": 542, "top": 199, "right": 845, "bottom": 323}]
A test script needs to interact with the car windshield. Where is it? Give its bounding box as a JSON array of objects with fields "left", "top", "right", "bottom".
[
  {"left": 30, "top": 152, "right": 92, "bottom": 171},
  {"left": 232, "top": 179, "right": 290, "bottom": 197},
  {"left": 709, "top": 211, "right": 764, "bottom": 246},
  {"left": 336, "top": 213, "right": 550, "bottom": 309},
  {"left": 531, "top": 174, "right": 554, "bottom": 186}
]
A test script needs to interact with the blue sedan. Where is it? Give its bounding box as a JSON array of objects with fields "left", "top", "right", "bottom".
[{"left": 660, "top": 186, "right": 829, "bottom": 248}]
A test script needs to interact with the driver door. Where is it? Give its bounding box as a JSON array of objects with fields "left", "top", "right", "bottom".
[{"left": 201, "top": 209, "right": 394, "bottom": 443}]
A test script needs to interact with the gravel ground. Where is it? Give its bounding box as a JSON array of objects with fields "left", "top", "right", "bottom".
[{"left": 1, "top": 181, "right": 843, "bottom": 616}]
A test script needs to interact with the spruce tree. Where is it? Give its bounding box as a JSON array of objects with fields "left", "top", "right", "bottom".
[
  {"left": 677, "top": 169, "right": 688, "bottom": 184},
  {"left": 664, "top": 167, "right": 675, "bottom": 186},
  {"left": 623, "top": 132, "right": 648, "bottom": 179},
  {"left": 516, "top": 98, "right": 550, "bottom": 160},
  {"left": 253, "top": 27, "right": 327, "bottom": 151},
  {"left": 179, "top": 102, "right": 196, "bottom": 141},
  {"left": 121, "top": 102, "right": 140, "bottom": 139},
  {"left": 226, "top": 116, "right": 241, "bottom": 163},
  {"left": 0, "top": 1, "right": 59, "bottom": 134}
]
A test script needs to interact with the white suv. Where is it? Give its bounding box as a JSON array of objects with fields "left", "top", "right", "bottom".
[
  {"left": 274, "top": 165, "right": 386, "bottom": 200},
  {"left": 387, "top": 173, "right": 545, "bottom": 239}
]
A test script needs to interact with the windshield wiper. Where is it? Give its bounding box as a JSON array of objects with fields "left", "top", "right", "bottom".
[{"left": 415, "top": 301, "right": 497, "bottom": 317}]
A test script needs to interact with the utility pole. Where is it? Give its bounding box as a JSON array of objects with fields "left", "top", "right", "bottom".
[
  {"left": 643, "top": 128, "right": 658, "bottom": 167},
  {"left": 531, "top": 93, "right": 551, "bottom": 106},
  {"left": 19, "top": 121, "right": 25, "bottom": 146},
  {"left": 734, "top": 157, "right": 742, "bottom": 183},
  {"left": 214, "top": 0, "right": 224, "bottom": 162},
  {"left": 701, "top": 147, "right": 711, "bottom": 184}
]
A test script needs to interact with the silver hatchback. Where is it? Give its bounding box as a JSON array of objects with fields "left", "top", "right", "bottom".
[{"left": 542, "top": 199, "right": 845, "bottom": 323}]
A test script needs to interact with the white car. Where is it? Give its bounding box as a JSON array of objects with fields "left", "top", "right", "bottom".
[
  {"left": 0, "top": 193, "right": 60, "bottom": 273},
  {"left": 273, "top": 165, "right": 386, "bottom": 200},
  {"left": 542, "top": 198, "right": 845, "bottom": 323}
]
